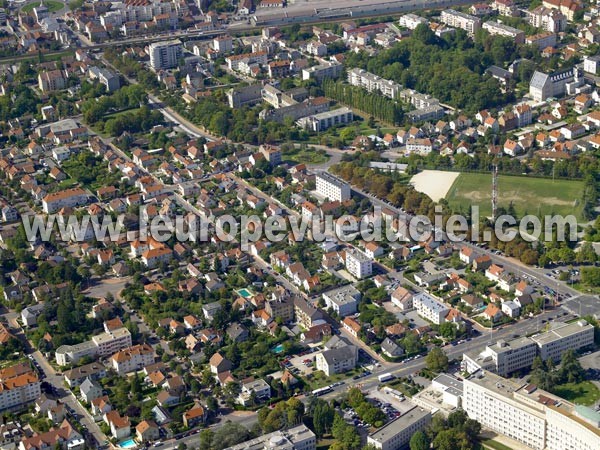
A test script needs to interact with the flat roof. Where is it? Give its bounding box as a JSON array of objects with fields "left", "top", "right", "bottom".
[
  {"left": 531, "top": 320, "right": 593, "bottom": 346},
  {"left": 368, "top": 405, "right": 431, "bottom": 443}
]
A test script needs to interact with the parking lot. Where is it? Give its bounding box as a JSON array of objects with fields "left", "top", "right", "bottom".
[{"left": 281, "top": 347, "right": 321, "bottom": 375}]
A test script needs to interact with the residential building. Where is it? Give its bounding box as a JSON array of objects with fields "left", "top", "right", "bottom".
[
  {"left": 316, "top": 172, "right": 351, "bottom": 201},
  {"left": 149, "top": 40, "right": 183, "bottom": 70},
  {"left": 367, "top": 405, "right": 432, "bottom": 450},
  {"left": 483, "top": 21, "right": 525, "bottom": 43},
  {"left": 19, "top": 421, "right": 84, "bottom": 450},
  {"left": 294, "top": 297, "right": 325, "bottom": 329},
  {"left": 55, "top": 328, "right": 132, "bottom": 366},
  {"left": 398, "top": 13, "right": 428, "bottom": 30},
  {"left": 0, "top": 364, "right": 41, "bottom": 412},
  {"left": 322, "top": 285, "right": 361, "bottom": 317},
  {"left": 464, "top": 370, "right": 600, "bottom": 450},
  {"left": 110, "top": 344, "right": 155, "bottom": 375},
  {"left": 227, "top": 84, "right": 262, "bottom": 108},
  {"left": 223, "top": 425, "right": 316, "bottom": 450},
  {"left": 42, "top": 187, "right": 88, "bottom": 214},
  {"left": 531, "top": 320, "right": 594, "bottom": 362},
  {"left": 315, "top": 344, "right": 357, "bottom": 376},
  {"left": 301, "top": 61, "right": 342, "bottom": 81},
  {"left": 412, "top": 293, "right": 449, "bottom": 325},
  {"left": 38, "top": 70, "right": 66, "bottom": 92},
  {"left": 440, "top": 10, "right": 482, "bottom": 36},
  {"left": 345, "top": 247, "right": 372, "bottom": 279},
  {"left": 347, "top": 68, "right": 401, "bottom": 99},
  {"left": 584, "top": 55, "right": 600, "bottom": 75},
  {"left": 529, "top": 67, "right": 581, "bottom": 102},
  {"left": 391, "top": 286, "right": 413, "bottom": 310},
  {"left": 297, "top": 107, "right": 353, "bottom": 132},
  {"left": 237, "top": 378, "right": 271, "bottom": 406}
]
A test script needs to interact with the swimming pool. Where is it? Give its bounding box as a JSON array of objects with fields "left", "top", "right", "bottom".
[
  {"left": 119, "top": 438, "right": 137, "bottom": 449},
  {"left": 272, "top": 343, "right": 285, "bottom": 354},
  {"left": 237, "top": 288, "right": 253, "bottom": 298}
]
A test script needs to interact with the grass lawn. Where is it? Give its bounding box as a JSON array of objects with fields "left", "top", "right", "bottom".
[
  {"left": 445, "top": 173, "right": 585, "bottom": 220},
  {"left": 316, "top": 438, "right": 334, "bottom": 450},
  {"left": 103, "top": 107, "right": 141, "bottom": 120},
  {"left": 482, "top": 439, "right": 513, "bottom": 450},
  {"left": 283, "top": 146, "right": 330, "bottom": 165},
  {"left": 21, "top": 1, "right": 64, "bottom": 13},
  {"left": 552, "top": 381, "right": 600, "bottom": 406}
]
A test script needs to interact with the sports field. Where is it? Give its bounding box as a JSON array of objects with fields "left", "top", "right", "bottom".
[
  {"left": 22, "top": 1, "right": 64, "bottom": 13},
  {"left": 445, "top": 173, "right": 584, "bottom": 219}
]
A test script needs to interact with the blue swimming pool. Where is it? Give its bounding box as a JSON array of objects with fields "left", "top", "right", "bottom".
[
  {"left": 272, "top": 343, "right": 285, "bottom": 353},
  {"left": 119, "top": 439, "right": 137, "bottom": 449},
  {"left": 237, "top": 288, "right": 253, "bottom": 298}
]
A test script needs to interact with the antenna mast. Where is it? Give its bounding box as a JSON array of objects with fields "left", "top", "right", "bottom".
[{"left": 492, "top": 165, "right": 498, "bottom": 221}]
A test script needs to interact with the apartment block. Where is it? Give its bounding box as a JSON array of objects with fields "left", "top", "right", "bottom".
[
  {"left": 322, "top": 285, "right": 361, "bottom": 317},
  {"left": 531, "top": 320, "right": 594, "bottom": 362},
  {"left": 347, "top": 68, "right": 401, "bottom": 99},
  {"left": 412, "top": 292, "right": 448, "bottom": 325},
  {"left": 315, "top": 172, "right": 351, "bottom": 202},
  {"left": 440, "top": 10, "right": 482, "bottom": 36},
  {"left": 296, "top": 107, "right": 353, "bottom": 132},
  {"left": 301, "top": 61, "right": 342, "bottom": 81},
  {"left": 0, "top": 363, "right": 41, "bottom": 412},
  {"left": 149, "top": 40, "right": 183, "bottom": 70},
  {"left": 345, "top": 247, "right": 373, "bottom": 279},
  {"left": 464, "top": 370, "right": 600, "bottom": 450},
  {"left": 367, "top": 404, "right": 432, "bottom": 450},
  {"left": 482, "top": 21, "right": 525, "bottom": 43},
  {"left": 55, "top": 327, "right": 132, "bottom": 366},
  {"left": 42, "top": 187, "right": 88, "bottom": 214},
  {"left": 111, "top": 344, "right": 155, "bottom": 375}
]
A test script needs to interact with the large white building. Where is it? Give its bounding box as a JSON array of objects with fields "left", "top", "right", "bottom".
[
  {"left": 55, "top": 327, "right": 132, "bottom": 366},
  {"left": 482, "top": 21, "right": 525, "bottom": 43},
  {"left": 224, "top": 425, "right": 316, "bottom": 450},
  {"left": 301, "top": 61, "right": 342, "bottom": 81},
  {"left": 464, "top": 370, "right": 600, "bottom": 450},
  {"left": 42, "top": 187, "right": 88, "bottom": 214},
  {"left": 316, "top": 172, "right": 351, "bottom": 202},
  {"left": 297, "top": 107, "right": 353, "bottom": 132},
  {"left": 367, "top": 404, "right": 432, "bottom": 450},
  {"left": 440, "top": 9, "right": 482, "bottom": 36},
  {"left": 412, "top": 292, "right": 448, "bottom": 325},
  {"left": 149, "top": 40, "right": 183, "bottom": 70},
  {"left": 315, "top": 344, "right": 357, "bottom": 376},
  {"left": 345, "top": 247, "right": 373, "bottom": 279},
  {"left": 462, "top": 320, "right": 594, "bottom": 376},
  {"left": 0, "top": 364, "right": 41, "bottom": 412},
  {"left": 347, "top": 68, "right": 401, "bottom": 99},
  {"left": 322, "top": 285, "right": 361, "bottom": 317}
]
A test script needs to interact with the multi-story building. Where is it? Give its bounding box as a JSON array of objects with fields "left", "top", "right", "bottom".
[
  {"left": 294, "top": 297, "right": 325, "bottom": 329},
  {"left": 367, "top": 405, "right": 432, "bottom": 450},
  {"left": 529, "top": 6, "right": 566, "bottom": 32},
  {"left": 149, "top": 40, "right": 183, "bottom": 70},
  {"left": 345, "top": 247, "right": 373, "bottom": 279},
  {"left": 322, "top": 285, "right": 361, "bottom": 317},
  {"left": 63, "top": 362, "right": 107, "bottom": 388},
  {"left": 0, "top": 364, "right": 41, "bottom": 412},
  {"left": 224, "top": 425, "right": 316, "bottom": 450},
  {"left": 227, "top": 84, "right": 262, "bottom": 108},
  {"left": 347, "top": 68, "right": 401, "bottom": 99},
  {"left": 213, "top": 35, "right": 233, "bottom": 53},
  {"left": 464, "top": 370, "right": 600, "bottom": 450},
  {"left": 529, "top": 67, "right": 581, "bottom": 102},
  {"left": 88, "top": 67, "right": 120, "bottom": 92},
  {"left": 440, "top": 10, "right": 482, "bottom": 36},
  {"left": 398, "top": 13, "right": 428, "bottom": 30},
  {"left": 42, "top": 187, "right": 88, "bottom": 213},
  {"left": 111, "top": 344, "right": 155, "bottom": 375},
  {"left": 301, "top": 61, "right": 343, "bottom": 81},
  {"left": 463, "top": 320, "right": 594, "bottom": 376},
  {"left": 38, "top": 70, "right": 66, "bottom": 92},
  {"left": 412, "top": 293, "right": 448, "bottom": 325},
  {"left": 316, "top": 172, "right": 351, "bottom": 202},
  {"left": 531, "top": 320, "right": 594, "bottom": 362},
  {"left": 316, "top": 344, "right": 357, "bottom": 376},
  {"left": 483, "top": 21, "right": 525, "bottom": 44},
  {"left": 297, "top": 107, "right": 354, "bottom": 132},
  {"left": 226, "top": 51, "right": 267, "bottom": 71},
  {"left": 525, "top": 32, "right": 557, "bottom": 49},
  {"left": 55, "top": 328, "right": 132, "bottom": 366}
]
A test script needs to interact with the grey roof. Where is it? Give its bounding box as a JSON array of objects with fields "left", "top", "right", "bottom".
[
  {"left": 80, "top": 377, "right": 100, "bottom": 394},
  {"left": 321, "top": 345, "right": 356, "bottom": 365},
  {"left": 530, "top": 71, "right": 549, "bottom": 90},
  {"left": 381, "top": 338, "right": 402, "bottom": 355},
  {"left": 486, "top": 65, "right": 512, "bottom": 79}
]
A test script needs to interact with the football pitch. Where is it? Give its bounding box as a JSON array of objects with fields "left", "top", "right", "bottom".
[{"left": 445, "top": 173, "right": 584, "bottom": 220}]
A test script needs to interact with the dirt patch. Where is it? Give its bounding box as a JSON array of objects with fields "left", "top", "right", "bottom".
[{"left": 410, "top": 170, "right": 460, "bottom": 202}]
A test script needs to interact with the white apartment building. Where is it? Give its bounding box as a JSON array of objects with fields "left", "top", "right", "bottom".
[
  {"left": 399, "top": 13, "right": 428, "bottom": 30},
  {"left": 412, "top": 292, "right": 448, "bottom": 325},
  {"left": 301, "top": 61, "right": 342, "bottom": 81},
  {"left": 56, "top": 327, "right": 132, "bottom": 366},
  {"left": 0, "top": 365, "right": 41, "bottom": 412},
  {"left": 482, "top": 21, "right": 525, "bottom": 44},
  {"left": 111, "top": 344, "right": 155, "bottom": 375},
  {"left": 316, "top": 345, "right": 357, "bottom": 376},
  {"left": 440, "top": 10, "right": 482, "bottom": 36},
  {"left": 297, "top": 107, "right": 354, "bottom": 132},
  {"left": 316, "top": 172, "right": 351, "bottom": 201},
  {"left": 226, "top": 51, "right": 268, "bottom": 71},
  {"left": 531, "top": 320, "right": 594, "bottom": 362},
  {"left": 224, "top": 425, "right": 316, "bottom": 450},
  {"left": 347, "top": 68, "right": 401, "bottom": 99},
  {"left": 367, "top": 404, "right": 432, "bottom": 450},
  {"left": 345, "top": 247, "right": 373, "bottom": 279},
  {"left": 42, "top": 187, "right": 88, "bottom": 213},
  {"left": 464, "top": 370, "right": 600, "bottom": 450},
  {"left": 149, "top": 40, "right": 183, "bottom": 70},
  {"left": 213, "top": 35, "right": 233, "bottom": 53},
  {"left": 322, "top": 285, "right": 361, "bottom": 317}
]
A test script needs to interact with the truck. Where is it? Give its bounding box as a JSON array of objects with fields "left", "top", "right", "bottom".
[{"left": 378, "top": 373, "right": 395, "bottom": 383}]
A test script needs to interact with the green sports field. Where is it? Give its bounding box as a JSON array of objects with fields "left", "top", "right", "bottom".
[
  {"left": 21, "top": 1, "right": 64, "bottom": 13},
  {"left": 445, "top": 173, "right": 584, "bottom": 220}
]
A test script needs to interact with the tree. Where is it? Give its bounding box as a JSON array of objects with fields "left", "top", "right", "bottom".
[
  {"left": 425, "top": 347, "right": 449, "bottom": 373},
  {"left": 312, "top": 400, "right": 334, "bottom": 437},
  {"left": 410, "top": 430, "right": 431, "bottom": 450}
]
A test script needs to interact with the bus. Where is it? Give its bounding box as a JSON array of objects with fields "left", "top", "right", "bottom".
[
  {"left": 312, "top": 386, "right": 333, "bottom": 396},
  {"left": 378, "top": 373, "right": 395, "bottom": 383}
]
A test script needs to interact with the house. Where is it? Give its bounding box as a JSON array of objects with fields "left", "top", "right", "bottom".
[
  {"left": 91, "top": 396, "right": 112, "bottom": 416},
  {"left": 105, "top": 411, "right": 131, "bottom": 440},
  {"left": 380, "top": 338, "right": 404, "bottom": 358},
  {"left": 301, "top": 323, "right": 332, "bottom": 344},
  {"left": 183, "top": 405, "right": 206, "bottom": 428},
  {"left": 156, "top": 390, "right": 179, "bottom": 407},
  {"left": 502, "top": 300, "right": 520, "bottom": 318},
  {"left": 227, "top": 323, "right": 249, "bottom": 343},
  {"left": 342, "top": 317, "right": 362, "bottom": 338},
  {"left": 315, "top": 344, "right": 357, "bottom": 376},
  {"left": 461, "top": 294, "right": 484, "bottom": 309},
  {"left": 515, "top": 280, "right": 533, "bottom": 296},
  {"left": 238, "top": 378, "right": 271, "bottom": 406},
  {"left": 514, "top": 294, "right": 533, "bottom": 309},
  {"left": 80, "top": 378, "right": 103, "bottom": 403},
  {"left": 136, "top": 420, "right": 159, "bottom": 443},
  {"left": 483, "top": 304, "right": 503, "bottom": 322},
  {"left": 19, "top": 420, "right": 84, "bottom": 450},
  {"left": 459, "top": 247, "right": 475, "bottom": 264},
  {"left": 391, "top": 286, "right": 413, "bottom": 310},
  {"left": 209, "top": 352, "right": 232, "bottom": 374},
  {"left": 473, "top": 255, "right": 492, "bottom": 271}
]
